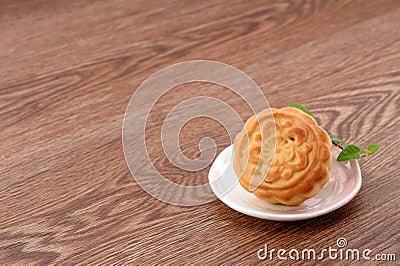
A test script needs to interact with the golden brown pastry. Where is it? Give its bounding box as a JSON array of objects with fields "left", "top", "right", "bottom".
[{"left": 233, "top": 107, "right": 332, "bottom": 205}]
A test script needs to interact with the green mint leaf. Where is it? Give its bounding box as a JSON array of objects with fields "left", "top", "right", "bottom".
[
  {"left": 365, "top": 144, "right": 379, "bottom": 155},
  {"left": 288, "top": 102, "right": 317, "bottom": 120},
  {"left": 329, "top": 134, "right": 342, "bottom": 143},
  {"left": 337, "top": 144, "right": 361, "bottom": 162}
]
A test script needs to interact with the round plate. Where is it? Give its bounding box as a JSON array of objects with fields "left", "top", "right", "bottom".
[{"left": 208, "top": 145, "right": 362, "bottom": 221}]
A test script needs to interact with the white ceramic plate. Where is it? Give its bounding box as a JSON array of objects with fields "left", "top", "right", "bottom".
[{"left": 208, "top": 145, "right": 362, "bottom": 221}]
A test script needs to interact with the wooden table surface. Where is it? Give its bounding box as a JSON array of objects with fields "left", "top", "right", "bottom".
[{"left": 1, "top": 0, "right": 399, "bottom": 264}]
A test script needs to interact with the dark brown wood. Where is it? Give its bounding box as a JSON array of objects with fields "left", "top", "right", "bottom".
[{"left": 1, "top": 0, "right": 399, "bottom": 264}]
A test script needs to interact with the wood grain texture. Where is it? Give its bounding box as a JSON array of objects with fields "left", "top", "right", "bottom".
[{"left": 1, "top": 0, "right": 399, "bottom": 264}]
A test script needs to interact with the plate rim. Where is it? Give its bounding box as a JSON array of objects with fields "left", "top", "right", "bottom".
[{"left": 209, "top": 145, "right": 362, "bottom": 221}]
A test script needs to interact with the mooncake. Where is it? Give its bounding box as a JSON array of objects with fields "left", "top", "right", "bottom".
[{"left": 233, "top": 107, "right": 332, "bottom": 205}]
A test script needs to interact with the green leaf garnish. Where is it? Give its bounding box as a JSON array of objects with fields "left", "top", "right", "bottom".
[
  {"left": 337, "top": 143, "right": 380, "bottom": 161},
  {"left": 337, "top": 144, "right": 361, "bottom": 162},
  {"left": 329, "top": 134, "right": 342, "bottom": 143},
  {"left": 288, "top": 102, "right": 317, "bottom": 120},
  {"left": 365, "top": 144, "right": 379, "bottom": 155}
]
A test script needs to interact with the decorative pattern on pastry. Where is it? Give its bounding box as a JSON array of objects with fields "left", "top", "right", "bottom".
[{"left": 233, "top": 107, "right": 332, "bottom": 205}]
